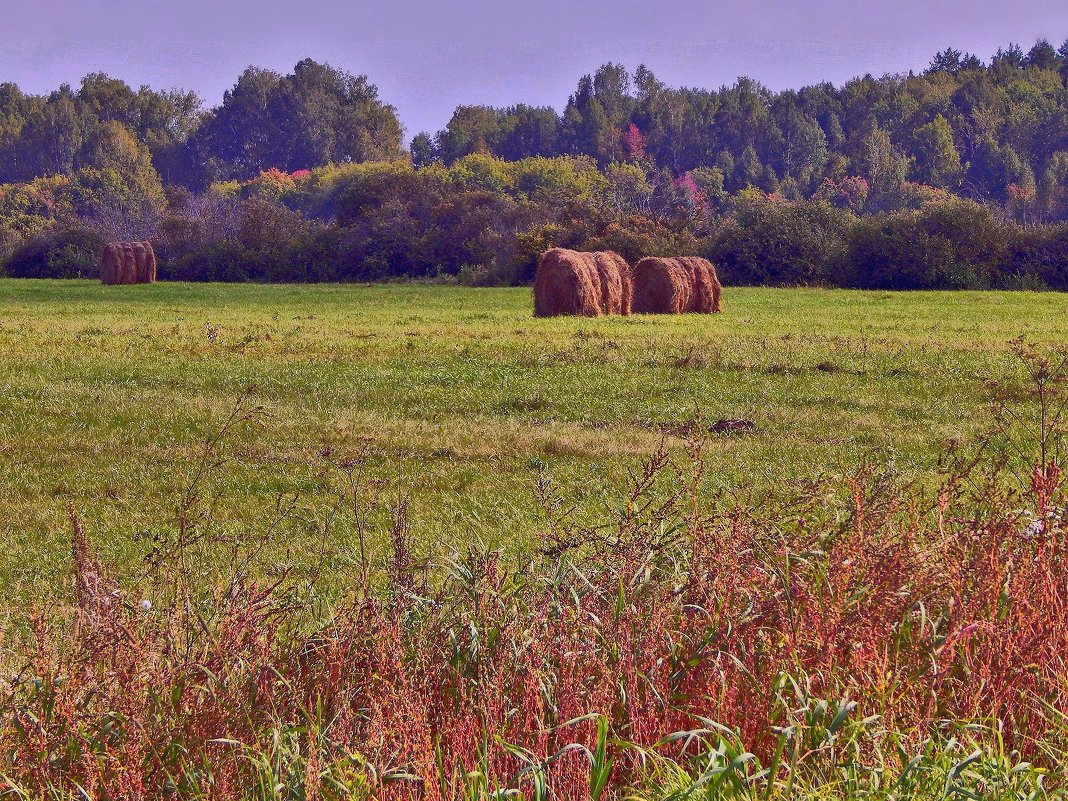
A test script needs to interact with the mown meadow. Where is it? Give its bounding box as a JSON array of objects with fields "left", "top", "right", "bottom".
[
  {"left": 2, "top": 279, "right": 1066, "bottom": 601},
  {"left": 3, "top": 279, "right": 1068, "bottom": 798}
]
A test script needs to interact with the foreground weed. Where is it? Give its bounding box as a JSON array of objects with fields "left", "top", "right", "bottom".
[{"left": 3, "top": 344, "right": 1068, "bottom": 798}]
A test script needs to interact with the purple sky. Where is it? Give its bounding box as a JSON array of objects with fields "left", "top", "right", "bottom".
[{"left": 3, "top": 0, "right": 1067, "bottom": 139}]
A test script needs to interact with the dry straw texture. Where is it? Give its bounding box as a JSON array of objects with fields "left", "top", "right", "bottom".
[
  {"left": 533, "top": 248, "right": 632, "bottom": 317},
  {"left": 133, "top": 241, "right": 158, "bottom": 283},
  {"left": 99, "top": 243, "right": 122, "bottom": 285},
  {"left": 100, "top": 242, "right": 157, "bottom": 285},
  {"left": 590, "top": 250, "right": 633, "bottom": 315},
  {"left": 678, "top": 256, "right": 722, "bottom": 313},
  {"left": 120, "top": 243, "right": 136, "bottom": 284},
  {"left": 633, "top": 256, "right": 723, "bottom": 314}
]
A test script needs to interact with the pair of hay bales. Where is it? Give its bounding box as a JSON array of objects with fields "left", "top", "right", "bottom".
[
  {"left": 533, "top": 248, "right": 721, "bottom": 317},
  {"left": 100, "top": 242, "right": 157, "bottom": 285}
]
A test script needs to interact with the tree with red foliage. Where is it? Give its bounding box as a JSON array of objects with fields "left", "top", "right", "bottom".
[{"left": 623, "top": 123, "right": 646, "bottom": 161}]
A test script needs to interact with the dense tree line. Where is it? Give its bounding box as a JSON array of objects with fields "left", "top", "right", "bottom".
[
  {"left": 1, "top": 43, "right": 1068, "bottom": 289},
  {"left": 0, "top": 59, "right": 403, "bottom": 189},
  {"left": 7, "top": 155, "right": 1067, "bottom": 291},
  {"left": 417, "top": 42, "right": 1068, "bottom": 222}
]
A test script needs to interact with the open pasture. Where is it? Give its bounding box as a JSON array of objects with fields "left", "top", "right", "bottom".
[{"left": 1, "top": 279, "right": 1066, "bottom": 601}]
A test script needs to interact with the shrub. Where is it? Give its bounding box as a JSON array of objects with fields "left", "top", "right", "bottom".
[
  {"left": 1001, "top": 224, "right": 1068, "bottom": 290},
  {"left": 846, "top": 199, "right": 1009, "bottom": 289},
  {"left": 708, "top": 193, "right": 852, "bottom": 285},
  {"left": 335, "top": 198, "right": 436, "bottom": 281},
  {"left": 158, "top": 240, "right": 251, "bottom": 282},
  {"left": 264, "top": 226, "right": 343, "bottom": 283},
  {"left": 4, "top": 224, "right": 107, "bottom": 279},
  {"left": 583, "top": 215, "right": 699, "bottom": 266}
]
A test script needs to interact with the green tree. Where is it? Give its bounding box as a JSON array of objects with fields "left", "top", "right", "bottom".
[
  {"left": 561, "top": 65, "right": 634, "bottom": 162},
  {"left": 409, "top": 132, "right": 437, "bottom": 168},
  {"left": 912, "top": 114, "right": 963, "bottom": 187},
  {"left": 434, "top": 106, "right": 504, "bottom": 163},
  {"left": 1026, "top": 40, "right": 1060, "bottom": 71},
  {"left": 19, "top": 87, "right": 83, "bottom": 180},
  {"left": 823, "top": 111, "right": 846, "bottom": 150},
  {"left": 0, "top": 83, "right": 29, "bottom": 181},
  {"left": 494, "top": 105, "right": 559, "bottom": 161},
  {"left": 737, "top": 145, "right": 764, "bottom": 188},
  {"left": 268, "top": 59, "right": 402, "bottom": 171},
  {"left": 776, "top": 102, "right": 828, "bottom": 185},
  {"left": 76, "top": 73, "right": 202, "bottom": 184},
  {"left": 77, "top": 74, "right": 139, "bottom": 127},
  {"left": 1038, "top": 151, "right": 1068, "bottom": 220},
  {"left": 603, "top": 162, "right": 652, "bottom": 220},
  {"left": 191, "top": 60, "right": 401, "bottom": 182},
  {"left": 991, "top": 44, "right": 1026, "bottom": 80},
  {"left": 74, "top": 120, "right": 166, "bottom": 238},
  {"left": 928, "top": 48, "right": 983, "bottom": 76},
  {"left": 928, "top": 48, "right": 965, "bottom": 75},
  {"left": 858, "top": 124, "right": 908, "bottom": 205},
  {"left": 689, "top": 166, "right": 728, "bottom": 212},
  {"left": 191, "top": 67, "right": 280, "bottom": 181}
]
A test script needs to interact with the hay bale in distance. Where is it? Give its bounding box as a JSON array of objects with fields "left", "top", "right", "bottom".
[
  {"left": 120, "top": 243, "right": 136, "bottom": 284},
  {"left": 100, "top": 241, "right": 158, "bottom": 285},
  {"left": 99, "top": 243, "right": 122, "bottom": 285},
  {"left": 534, "top": 249, "right": 603, "bottom": 317},
  {"left": 590, "top": 250, "right": 633, "bottom": 315},
  {"left": 143, "top": 241, "right": 158, "bottom": 283},
  {"left": 676, "top": 256, "right": 722, "bottom": 313},
  {"left": 633, "top": 256, "right": 723, "bottom": 314},
  {"left": 132, "top": 241, "right": 158, "bottom": 283}
]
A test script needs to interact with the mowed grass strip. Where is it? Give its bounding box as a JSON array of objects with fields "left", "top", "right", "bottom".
[{"left": 1, "top": 279, "right": 1066, "bottom": 603}]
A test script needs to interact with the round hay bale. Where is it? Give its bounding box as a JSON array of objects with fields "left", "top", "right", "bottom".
[
  {"left": 633, "top": 257, "right": 723, "bottom": 314},
  {"left": 533, "top": 248, "right": 603, "bottom": 318},
  {"left": 131, "top": 241, "right": 157, "bottom": 283},
  {"left": 102, "top": 241, "right": 159, "bottom": 285},
  {"left": 131, "top": 242, "right": 148, "bottom": 283},
  {"left": 633, "top": 257, "right": 690, "bottom": 314},
  {"left": 119, "top": 243, "right": 137, "bottom": 285},
  {"left": 142, "top": 241, "right": 157, "bottom": 283},
  {"left": 676, "top": 256, "right": 723, "bottom": 313},
  {"left": 590, "top": 250, "right": 633, "bottom": 315},
  {"left": 99, "top": 243, "right": 121, "bottom": 285}
]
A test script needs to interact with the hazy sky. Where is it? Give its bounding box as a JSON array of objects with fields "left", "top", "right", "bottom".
[{"left": 2, "top": 0, "right": 1067, "bottom": 138}]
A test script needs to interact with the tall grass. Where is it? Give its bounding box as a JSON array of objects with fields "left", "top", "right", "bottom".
[{"left": 3, "top": 345, "right": 1068, "bottom": 799}]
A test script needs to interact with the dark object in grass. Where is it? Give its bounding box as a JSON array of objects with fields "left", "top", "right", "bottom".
[
  {"left": 710, "top": 418, "right": 756, "bottom": 434},
  {"left": 660, "top": 417, "right": 756, "bottom": 437}
]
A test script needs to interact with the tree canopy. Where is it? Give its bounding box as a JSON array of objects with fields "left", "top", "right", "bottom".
[
  {"left": 415, "top": 41, "right": 1068, "bottom": 221},
  {"left": 0, "top": 59, "right": 403, "bottom": 190}
]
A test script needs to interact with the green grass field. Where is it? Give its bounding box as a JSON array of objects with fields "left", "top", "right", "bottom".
[{"left": 2, "top": 279, "right": 1067, "bottom": 603}]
